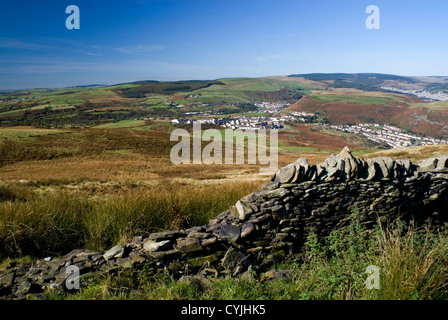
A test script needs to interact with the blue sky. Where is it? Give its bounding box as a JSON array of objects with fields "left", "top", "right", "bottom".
[{"left": 1, "top": 0, "right": 448, "bottom": 90}]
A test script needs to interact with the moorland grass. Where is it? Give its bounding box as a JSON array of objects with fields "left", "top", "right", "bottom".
[{"left": 0, "top": 180, "right": 264, "bottom": 258}]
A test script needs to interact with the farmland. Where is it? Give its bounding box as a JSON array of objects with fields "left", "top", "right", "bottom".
[{"left": 0, "top": 77, "right": 322, "bottom": 128}]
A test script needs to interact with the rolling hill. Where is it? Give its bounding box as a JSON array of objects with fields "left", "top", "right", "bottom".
[
  {"left": 1, "top": 73, "right": 448, "bottom": 139},
  {"left": 285, "top": 89, "right": 448, "bottom": 138},
  {"left": 288, "top": 73, "right": 418, "bottom": 92},
  {"left": 0, "top": 77, "right": 321, "bottom": 127}
]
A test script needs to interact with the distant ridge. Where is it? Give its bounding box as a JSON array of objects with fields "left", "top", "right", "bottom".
[
  {"left": 69, "top": 84, "right": 106, "bottom": 88},
  {"left": 288, "top": 73, "right": 417, "bottom": 92},
  {"left": 288, "top": 72, "right": 415, "bottom": 81}
]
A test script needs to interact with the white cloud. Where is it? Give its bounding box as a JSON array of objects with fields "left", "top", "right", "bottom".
[
  {"left": 114, "top": 44, "right": 167, "bottom": 54},
  {"left": 0, "top": 37, "right": 52, "bottom": 51},
  {"left": 83, "top": 52, "right": 103, "bottom": 56}
]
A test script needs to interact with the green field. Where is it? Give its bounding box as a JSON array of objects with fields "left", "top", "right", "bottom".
[
  {"left": 0, "top": 77, "right": 325, "bottom": 128},
  {"left": 93, "top": 120, "right": 147, "bottom": 129},
  {"left": 0, "top": 127, "right": 67, "bottom": 142}
]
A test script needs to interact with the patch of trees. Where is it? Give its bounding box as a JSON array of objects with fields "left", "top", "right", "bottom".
[
  {"left": 425, "top": 82, "right": 448, "bottom": 93},
  {"left": 116, "top": 80, "right": 225, "bottom": 98},
  {"left": 289, "top": 73, "right": 416, "bottom": 91},
  {"left": 0, "top": 107, "right": 152, "bottom": 128},
  {"left": 234, "top": 103, "right": 258, "bottom": 112}
]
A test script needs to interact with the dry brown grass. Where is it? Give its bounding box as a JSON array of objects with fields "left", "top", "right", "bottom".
[
  {"left": 0, "top": 179, "right": 266, "bottom": 257},
  {"left": 363, "top": 144, "right": 448, "bottom": 162},
  {"left": 0, "top": 126, "right": 342, "bottom": 182},
  {"left": 0, "top": 124, "right": 383, "bottom": 183}
]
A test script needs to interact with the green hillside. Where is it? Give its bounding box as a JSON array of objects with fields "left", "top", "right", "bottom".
[
  {"left": 0, "top": 77, "right": 322, "bottom": 128},
  {"left": 289, "top": 73, "right": 417, "bottom": 91}
]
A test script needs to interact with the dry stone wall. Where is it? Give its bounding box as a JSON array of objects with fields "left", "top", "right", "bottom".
[{"left": 1, "top": 147, "right": 447, "bottom": 299}]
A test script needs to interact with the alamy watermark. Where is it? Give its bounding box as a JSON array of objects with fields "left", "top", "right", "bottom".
[
  {"left": 366, "top": 5, "right": 380, "bottom": 30},
  {"left": 65, "top": 265, "right": 80, "bottom": 290},
  {"left": 365, "top": 265, "right": 380, "bottom": 290},
  {"left": 66, "top": 5, "right": 80, "bottom": 30},
  {"left": 170, "top": 122, "right": 278, "bottom": 174},
  {"left": 65, "top": 4, "right": 379, "bottom": 31}
]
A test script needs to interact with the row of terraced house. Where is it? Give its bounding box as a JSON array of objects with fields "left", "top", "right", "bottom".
[{"left": 331, "top": 123, "right": 448, "bottom": 148}]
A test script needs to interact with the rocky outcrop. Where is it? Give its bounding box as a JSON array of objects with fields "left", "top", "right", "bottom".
[{"left": 1, "top": 147, "right": 448, "bottom": 299}]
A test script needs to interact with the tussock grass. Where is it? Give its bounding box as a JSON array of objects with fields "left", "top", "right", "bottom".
[
  {"left": 373, "top": 221, "right": 448, "bottom": 300},
  {"left": 0, "top": 180, "right": 263, "bottom": 258},
  {"left": 364, "top": 144, "right": 448, "bottom": 162}
]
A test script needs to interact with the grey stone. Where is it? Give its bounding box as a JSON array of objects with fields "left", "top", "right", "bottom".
[
  {"left": 185, "top": 226, "right": 205, "bottom": 233},
  {"left": 215, "top": 210, "right": 230, "bottom": 221},
  {"left": 397, "top": 158, "right": 412, "bottom": 173},
  {"left": 103, "top": 244, "right": 125, "bottom": 261},
  {"left": 71, "top": 251, "right": 100, "bottom": 262},
  {"left": 258, "top": 188, "right": 290, "bottom": 199},
  {"left": 187, "top": 231, "right": 210, "bottom": 239},
  {"left": 235, "top": 200, "right": 253, "bottom": 221},
  {"left": 72, "top": 255, "right": 90, "bottom": 264},
  {"left": 16, "top": 281, "right": 32, "bottom": 295},
  {"left": 143, "top": 240, "right": 171, "bottom": 252},
  {"left": 382, "top": 157, "right": 395, "bottom": 175},
  {"left": 263, "top": 182, "right": 280, "bottom": 190},
  {"left": 316, "top": 163, "right": 326, "bottom": 177},
  {"left": 219, "top": 224, "right": 241, "bottom": 242},
  {"left": 16, "top": 280, "right": 41, "bottom": 295},
  {"left": 240, "top": 222, "right": 255, "bottom": 238},
  {"left": 221, "top": 247, "right": 251, "bottom": 276},
  {"left": 269, "top": 205, "right": 283, "bottom": 212},
  {"left": 325, "top": 157, "right": 344, "bottom": 180},
  {"left": 336, "top": 146, "right": 354, "bottom": 159},
  {"left": 324, "top": 153, "right": 338, "bottom": 168},
  {"left": 250, "top": 213, "right": 271, "bottom": 224},
  {"left": 91, "top": 254, "right": 104, "bottom": 262},
  {"left": 201, "top": 237, "right": 217, "bottom": 247},
  {"left": 187, "top": 255, "right": 220, "bottom": 268},
  {"left": 177, "top": 237, "right": 203, "bottom": 253},
  {"left": 116, "top": 257, "right": 133, "bottom": 268},
  {"left": 366, "top": 157, "right": 394, "bottom": 179},
  {"left": 292, "top": 158, "right": 310, "bottom": 183},
  {"left": 147, "top": 249, "right": 180, "bottom": 260},
  {"left": 337, "top": 147, "right": 359, "bottom": 180},
  {"left": 129, "top": 251, "right": 146, "bottom": 264},
  {"left": 429, "top": 193, "right": 439, "bottom": 201},
  {"left": 436, "top": 155, "right": 448, "bottom": 170},
  {"left": 61, "top": 249, "right": 85, "bottom": 262},
  {"left": 130, "top": 235, "right": 143, "bottom": 246},
  {"left": 0, "top": 272, "right": 15, "bottom": 287},
  {"left": 376, "top": 159, "right": 388, "bottom": 177},
  {"left": 228, "top": 205, "right": 238, "bottom": 219},
  {"left": 240, "top": 192, "right": 260, "bottom": 203},
  {"left": 261, "top": 199, "right": 278, "bottom": 209},
  {"left": 365, "top": 159, "right": 378, "bottom": 180},
  {"left": 311, "top": 207, "right": 330, "bottom": 216},
  {"left": 147, "top": 231, "right": 185, "bottom": 242},
  {"left": 273, "top": 163, "right": 296, "bottom": 183},
  {"left": 418, "top": 157, "right": 438, "bottom": 172}
]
